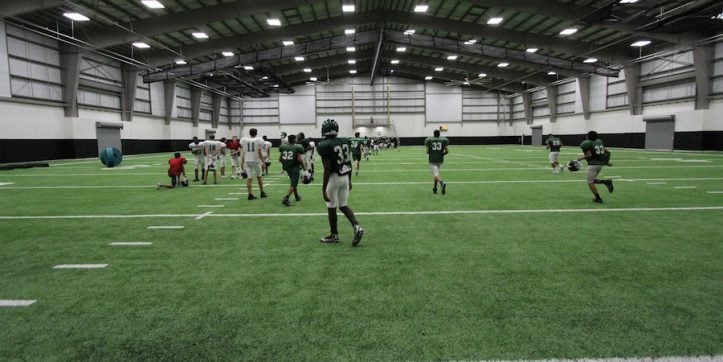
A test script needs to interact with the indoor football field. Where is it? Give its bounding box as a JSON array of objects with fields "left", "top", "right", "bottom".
[{"left": 0, "top": 145, "right": 721, "bottom": 360}]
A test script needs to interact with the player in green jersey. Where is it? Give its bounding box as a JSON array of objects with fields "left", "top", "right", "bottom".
[
  {"left": 577, "top": 131, "right": 614, "bottom": 203},
  {"left": 545, "top": 133, "right": 563, "bottom": 173},
  {"left": 350, "top": 132, "right": 365, "bottom": 176},
  {"left": 279, "top": 134, "right": 306, "bottom": 206},
  {"left": 316, "top": 119, "right": 364, "bottom": 246},
  {"left": 424, "top": 129, "right": 450, "bottom": 195}
]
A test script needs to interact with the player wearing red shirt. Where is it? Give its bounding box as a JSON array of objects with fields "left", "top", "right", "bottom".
[
  {"left": 227, "top": 136, "right": 242, "bottom": 178},
  {"left": 158, "top": 152, "right": 187, "bottom": 189}
]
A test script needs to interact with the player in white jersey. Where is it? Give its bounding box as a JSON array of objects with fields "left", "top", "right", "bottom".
[
  {"left": 261, "top": 135, "right": 273, "bottom": 176},
  {"left": 241, "top": 128, "right": 267, "bottom": 200},
  {"left": 203, "top": 134, "right": 225, "bottom": 185},
  {"left": 218, "top": 137, "right": 228, "bottom": 177},
  {"left": 189, "top": 136, "right": 205, "bottom": 182}
]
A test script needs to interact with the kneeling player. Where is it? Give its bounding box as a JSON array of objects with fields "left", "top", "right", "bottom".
[{"left": 158, "top": 152, "right": 187, "bottom": 189}]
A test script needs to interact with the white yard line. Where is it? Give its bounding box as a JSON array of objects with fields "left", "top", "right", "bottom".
[
  {"left": 707, "top": 191, "right": 723, "bottom": 194},
  {"left": 197, "top": 205, "right": 225, "bottom": 208},
  {"left": 1, "top": 206, "right": 721, "bottom": 220},
  {"left": 215, "top": 198, "right": 239, "bottom": 201},
  {"left": 0, "top": 300, "right": 36, "bottom": 307},
  {"left": 53, "top": 264, "right": 107, "bottom": 269},
  {"left": 519, "top": 356, "right": 723, "bottom": 362},
  {"left": 674, "top": 186, "right": 696, "bottom": 189},
  {"left": 147, "top": 225, "right": 186, "bottom": 229},
  {"left": 110, "top": 242, "right": 152, "bottom": 246},
  {"left": 0, "top": 182, "right": 15, "bottom": 186},
  {"left": 194, "top": 211, "right": 213, "bottom": 220},
  {"left": 647, "top": 182, "right": 667, "bottom": 185}
]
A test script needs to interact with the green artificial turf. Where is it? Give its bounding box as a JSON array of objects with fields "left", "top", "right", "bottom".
[{"left": 0, "top": 145, "right": 721, "bottom": 360}]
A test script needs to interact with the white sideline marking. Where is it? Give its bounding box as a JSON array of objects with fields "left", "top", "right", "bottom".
[
  {"left": 110, "top": 242, "right": 152, "bottom": 246},
  {"left": 522, "top": 356, "right": 723, "bottom": 362},
  {"left": 197, "top": 204, "right": 225, "bottom": 208},
  {"left": 147, "top": 225, "right": 185, "bottom": 229},
  {"left": 0, "top": 182, "right": 15, "bottom": 187},
  {"left": 228, "top": 192, "right": 246, "bottom": 195},
  {"left": 195, "top": 211, "right": 213, "bottom": 220},
  {"left": 215, "top": 198, "right": 239, "bottom": 201},
  {"left": 647, "top": 182, "right": 667, "bottom": 185},
  {"left": 53, "top": 264, "right": 107, "bottom": 269},
  {"left": 675, "top": 186, "right": 696, "bottom": 189},
  {"left": 0, "top": 300, "right": 36, "bottom": 307},
  {"left": 708, "top": 191, "right": 723, "bottom": 194},
  {"left": 1, "top": 206, "right": 721, "bottom": 220}
]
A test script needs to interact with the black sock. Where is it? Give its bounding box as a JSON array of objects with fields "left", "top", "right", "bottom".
[
  {"left": 327, "top": 208, "right": 338, "bottom": 235},
  {"left": 434, "top": 180, "right": 438, "bottom": 187}
]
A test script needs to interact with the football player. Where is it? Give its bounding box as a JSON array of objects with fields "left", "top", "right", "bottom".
[
  {"left": 317, "top": 119, "right": 363, "bottom": 246},
  {"left": 350, "top": 132, "right": 365, "bottom": 176},
  {"left": 261, "top": 136, "right": 273, "bottom": 176},
  {"left": 577, "top": 131, "right": 614, "bottom": 203},
  {"left": 203, "top": 134, "right": 225, "bottom": 185},
  {"left": 157, "top": 152, "right": 187, "bottom": 189},
  {"left": 279, "top": 134, "right": 306, "bottom": 206},
  {"left": 218, "top": 137, "right": 228, "bottom": 177},
  {"left": 364, "top": 136, "right": 371, "bottom": 160},
  {"left": 424, "top": 129, "right": 449, "bottom": 195},
  {"left": 227, "top": 136, "right": 241, "bottom": 179},
  {"left": 297, "top": 132, "right": 312, "bottom": 175},
  {"left": 241, "top": 128, "right": 267, "bottom": 200},
  {"left": 189, "top": 136, "right": 205, "bottom": 181},
  {"left": 545, "top": 133, "right": 563, "bottom": 174}
]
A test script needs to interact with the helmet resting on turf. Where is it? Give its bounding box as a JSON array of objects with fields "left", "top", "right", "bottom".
[{"left": 322, "top": 119, "right": 338, "bottom": 137}]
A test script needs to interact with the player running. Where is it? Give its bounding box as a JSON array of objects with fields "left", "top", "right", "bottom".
[
  {"left": 350, "top": 132, "right": 365, "bottom": 176},
  {"left": 424, "top": 129, "right": 449, "bottom": 195},
  {"left": 279, "top": 134, "right": 306, "bottom": 206},
  {"left": 545, "top": 133, "right": 563, "bottom": 174},
  {"left": 317, "top": 119, "right": 364, "bottom": 246},
  {"left": 576, "top": 130, "right": 614, "bottom": 204}
]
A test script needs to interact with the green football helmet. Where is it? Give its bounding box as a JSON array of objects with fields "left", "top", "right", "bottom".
[{"left": 321, "top": 119, "right": 338, "bottom": 137}]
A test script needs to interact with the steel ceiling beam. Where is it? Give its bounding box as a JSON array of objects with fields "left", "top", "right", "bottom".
[
  {"left": 381, "top": 10, "right": 631, "bottom": 64},
  {"left": 144, "top": 10, "right": 384, "bottom": 67},
  {"left": 385, "top": 30, "right": 619, "bottom": 78},
  {"left": 143, "top": 30, "right": 380, "bottom": 83},
  {"left": 383, "top": 51, "right": 552, "bottom": 86},
  {"left": 84, "top": 0, "right": 312, "bottom": 48},
  {"left": 272, "top": 50, "right": 375, "bottom": 76},
  {"left": 0, "top": 0, "right": 64, "bottom": 18},
  {"left": 392, "top": 63, "right": 527, "bottom": 93},
  {"left": 464, "top": 0, "right": 703, "bottom": 45},
  {"left": 283, "top": 61, "right": 372, "bottom": 85}
]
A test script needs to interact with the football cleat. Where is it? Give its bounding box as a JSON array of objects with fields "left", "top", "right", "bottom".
[
  {"left": 282, "top": 198, "right": 291, "bottom": 206},
  {"left": 260, "top": 192, "right": 268, "bottom": 199},
  {"left": 567, "top": 160, "right": 582, "bottom": 172},
  {"left": 320, "top": 234, "right": 339, "bottom": 243},
  {"left": 248, "top": 194, "right": 257, "bottom": 200},
  {"left": 592, "top": 198, "right": 603, "bottom": 204},
  {"left": 352, "top": 225, "right": 364, "bottom": 246},
  {"left": 441, "top": 182, "right": 447, "bottom": 195},
  {"left": 432, "top": 185, "right": 437, "bottom": 194},
  {"left": 605, "top": 179, "right": 614, "bottom": 193}
]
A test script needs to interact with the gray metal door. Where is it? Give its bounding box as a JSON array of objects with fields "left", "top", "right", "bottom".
[
  {"left": 96, "top": 125, "right": 122, "bottom": 154},
  {"left": 645, "top": 117, "right": 674, "bottom": 150},
  {"left": 531, "top": 127, "right": 543, "bottom": 146}
]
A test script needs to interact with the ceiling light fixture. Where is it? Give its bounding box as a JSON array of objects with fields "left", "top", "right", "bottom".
[
  {"left": 424, "top": 76, "right": 433, "bottom": 80},
  {"left": 631, "top": 40, "right": 651, "bottom": 47},
  {"left": 559, "top": 28, "right": 578, "bottom": 36},
  {"left": 526, "top": 48, "right": 538, "bottom": 53},
  {"left": 344, "top": 28, "right": 356, "bottom": 35},
  {"left": 487, "top": 17, "right": 503, "bottom": 25},
  {"left": 348, "top": 59, "right": 356, "bottom": 64},
  {"left": 132, "top": 42, "right": 151, "bottom": 49},
  {"left": 282, "top": 40, "right": 294, "bottom": 46},
  {"left": 261, "top": 76, "right": 268, "bottom": 80},
  {"left": 243, "top": 65, "right": 254, "bottom": 70},
  {"left": 294, "top": 56, "right": 305, "bottom": 61},
  {"left": 547, "top": 71, "right": 557, "bottom": 75},
  {"left": 464, "top": 39, "right": 477, "bottom": 45},
  {"left": 414, "top": 4, "right": 429, "bottom": 13},
  {"left": 583, "top": 58, "right": 597, "bottom": 63},
  {"left": 192, "top": 32, "right": 208, "bottom": 39},
  {"left": 303, "top": 68, "right": 312, "bottom": 73},
  {"left": 478, "top": 73, "right": 486, "bottom": 78},
  {"left": 176, "top": 60, "right": 187, "bottom": 65},
  {"left": 434, "top": 67, "right": 443, "bottom": 72},
  {"left": 350, "top": 70, "right": 357, "bottom": 74},
  {"left": 267, "top": 18, "right": 281, "bottom": 26},
  {"left": 141, "top": 0, "right": 164, "bottom": 9},
  {"left": 404, "top": 29, "right": 415, "bottom": 35},
  {"left": 310, "top": 77, "right": 318, "bottom": 81},
  {"left": 396, "top": 46, "right": 407, "bottom": 52},
  {"left": 497, "top": 62, "right": 509, "bottom": 67},
  {"left": 391, "top": 59, "right": 400, "bottom": 64},
  {"left": 272, "top": 84, "right": 279, "bottom": 88},
  {"left": 222, "top": 51, "right": 234, "bottom": 57},
  {"left": 342, "top": 4, "right": 355, "bottom": 12},
  {"left": 63, "top": 12, "right": 90, "bottom": 21},
  {"left": 346, "top": 46, "right": 356, "bottom": 52},
  {"left": 619, "top": 0, "right": 638, "bottom": 3},
  {"left": 446, "top": 55, "right": 458, "bottom": 60}
]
